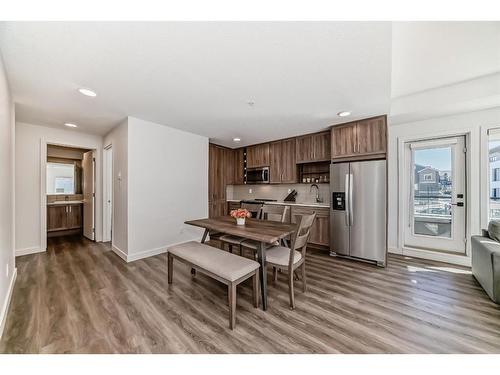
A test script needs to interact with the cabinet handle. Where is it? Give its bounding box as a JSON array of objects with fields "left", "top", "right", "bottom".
[{"left": 69, "top": 206, "right": 72, "bottom": 213}]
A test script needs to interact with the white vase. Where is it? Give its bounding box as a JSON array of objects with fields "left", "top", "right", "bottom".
[{"left": 236, "top": 218, "right": 246, "bottom": 225}]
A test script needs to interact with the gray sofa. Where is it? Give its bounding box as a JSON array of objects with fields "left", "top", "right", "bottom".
[{"left": 471, "top": 229, "right": 500, "bottom": 304}]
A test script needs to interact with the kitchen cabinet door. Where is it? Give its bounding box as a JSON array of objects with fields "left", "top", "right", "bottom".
[
  {"left": 209, "top": 144, "right": 226, "bottom": 202},
  {"left": 224, "top": 148, "right": 235, "bottom": 186},
  {"left": 291, "top": 206, "right": 330, "bottom": 247},
  {"left": 356, "top": 116, "right": 387, "bottom": 156},
  {"left": 234, "top": 148, "right": 245, "bottom": 184},
  {"left": 269, "top": 141, "right": 282, "bottom": 183},
  {"left": 246, "top": 143, "right": 270, "bottom": 168},
  {"left": 331, "top": 123, "right": 357, "bottom": 159},
  {"left": 312, "top": 131, "right": 331, "bottom": 161},
  {"left": 295, "top": 134, "right": 315, "bottom": 163},
  {"left": 280, "top": 138, "right": 297, "bottom": 183},
  {"left": 67, "top": 204, "right": 82, "bottom": 229},
  {"left": 47, "top": 205, "right": 68, "bottom": 232},
  {"left": 209, "top": 200, "right": 227, "bottom": 218}
]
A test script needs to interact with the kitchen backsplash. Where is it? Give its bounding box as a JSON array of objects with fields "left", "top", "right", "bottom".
[{"left": 227, "top": 184, "right": 330, "bottom": 204}]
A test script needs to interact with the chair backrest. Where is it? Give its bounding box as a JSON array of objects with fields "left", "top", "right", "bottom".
[
  {"left": 290, "top": 213, "right": 316, "bottom": 260},
  {"left": 241, "top": 202, "right": 263, "bottom": 218},
  {"left": 260, "top": 204, "right": 289, "bottom": 223}
]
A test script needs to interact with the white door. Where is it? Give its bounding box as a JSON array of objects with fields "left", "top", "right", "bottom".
[
  {"left": 83, "top": 150, "right": 95, "bottom": 240},
  {"left": 403, "top": 136, "right": 466, "bottom": 253},
  {"left": 103, "top": 147, "right": 113, "bottom": 242}
]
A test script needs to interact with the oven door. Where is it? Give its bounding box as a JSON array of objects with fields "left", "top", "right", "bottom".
[{"left": 246, "top": 167, "right": 269, "bottom": 184}]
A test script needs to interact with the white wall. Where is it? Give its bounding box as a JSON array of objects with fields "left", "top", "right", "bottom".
[
  {"left": 126, "top": 117, "right": 208, "bottom": 261},
  {"left": 0, "top": 53, "right": 16, "bottom": 339},
  {"left": 15, "top": 122, "right": 103, "bottom": 254},
  {"left": 104, "top": 119, "right": 128, "bottom": 258},
  {"left": 388, "top": 107, "right": 500, "bottom": 265}
]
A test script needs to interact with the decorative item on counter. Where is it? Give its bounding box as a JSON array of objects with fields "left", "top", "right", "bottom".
[
  {"left": 306, "top": 177, "right": 311, "bottom": 183},
  {"left": 315, "top": 178, "right": 319, "bottom": 183},
  {"left": 230, "top": 208, "right": 251, "bottom": 225},
  {"left": 302, "top": 177, "right": 307, "bottom": 183}
]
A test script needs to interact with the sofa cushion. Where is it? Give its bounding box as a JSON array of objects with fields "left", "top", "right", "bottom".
[
  {"left": 168, "top": 241, "right": 259, "bottom": 282},
  {"left": 488, "top": 220, "right": 500, "bottom": 242}
]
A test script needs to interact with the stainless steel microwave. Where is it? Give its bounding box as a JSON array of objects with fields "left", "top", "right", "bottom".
[{"left": 246, "top": 167, "right": 270, "bottom": 184}]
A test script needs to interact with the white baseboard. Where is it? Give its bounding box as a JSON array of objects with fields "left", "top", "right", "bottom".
[
  {"left": 113, "top": 237, "right": 201, "bottom": 263},
  {"left": 390, "top": 246, "right": 471, "bottom": 267},
  {"left": 0, "top": 268, "right": 17, "bottom": 340},
  {"left": 111, "top": 244, "right": 128, "bottom": 262},
  {"left": 388, "top": 247, "right": 403, "bottom": 255},
  {"left": 15, "top": 247, "right": 45, "bottom": 257}
]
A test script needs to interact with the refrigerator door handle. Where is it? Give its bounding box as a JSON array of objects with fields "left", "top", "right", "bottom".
[
  {"left": 344, "top": 173, "right": 350, "bottom": 226},
  {"left": 349, "top": 173, "right": 354, "bottom": 226}
]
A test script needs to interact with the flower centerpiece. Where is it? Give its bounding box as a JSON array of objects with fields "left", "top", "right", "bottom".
[{"left": 230, "top": 208, "right": 251, "bottom": 225}]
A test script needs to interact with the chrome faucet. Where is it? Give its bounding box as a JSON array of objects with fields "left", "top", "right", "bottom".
[{"left": 310, "top": 184, "right": 321, "bottom": 203}]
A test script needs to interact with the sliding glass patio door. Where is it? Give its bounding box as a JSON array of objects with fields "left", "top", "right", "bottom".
[{"left": 404, "top": 136, "right": 466, "bottom": 253}]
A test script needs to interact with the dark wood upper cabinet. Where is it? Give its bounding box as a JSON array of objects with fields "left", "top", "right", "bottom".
[
  {"left": 331, "top": 115, "right": 387, "bottom": 160},
  {"left": 269, "top": 141, "right": 282, "bottom": 184},
  {"left": 233, "top": 148, "right": 245, "bottom": 184},
  {"left": 224, "top": 148, "right": 235, "bottom": 186},
  {"left": 296, "top": 131, "right": 331, "bottom": 163},
  {"left": 280, "top": 138, "right": 297, "bottom": 183},
  {"left": 269, "top": 138, "right": 297, "bottom": 184},
  {"left": 208, "top": 144, "right": 226, "bottom": 202},
  {"left": 356, "top": 116, "right": 387, "bottom": 155},
  {"left": 246, "top": 143, "right": 270, "bottom": 168},
  {"left": 331, "top": 124, "right": 357, "bottom": 159}
]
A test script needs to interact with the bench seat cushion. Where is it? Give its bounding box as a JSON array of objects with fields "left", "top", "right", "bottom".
[{"left": 168, "top": 241, "right": 259, "bottom": 282}]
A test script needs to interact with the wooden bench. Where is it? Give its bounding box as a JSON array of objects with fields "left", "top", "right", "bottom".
[{"left": 167, "top": 241, "right": 260, "bottom": 329}]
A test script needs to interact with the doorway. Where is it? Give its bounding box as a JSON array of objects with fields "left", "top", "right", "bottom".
[
  {"left": 45, "top": 144, "right": 95, "bottom": 243},
  {"left": 403, "top": 136, "right": 467, "bottom": 253},
  {"left": 103, "top": 145, "right": 113, "bottom": 243}
]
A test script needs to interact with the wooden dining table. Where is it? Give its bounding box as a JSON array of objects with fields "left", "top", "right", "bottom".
[{"left": 184, "top": 216, "right": 297, "bottom": 310}]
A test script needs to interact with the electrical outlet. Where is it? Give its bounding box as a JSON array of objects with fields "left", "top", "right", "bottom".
[{"left": 249, "top": 188, "right": 253, "bottom": 194}]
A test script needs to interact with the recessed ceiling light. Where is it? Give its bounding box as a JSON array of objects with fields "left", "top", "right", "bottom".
[
  {"left": 78, "top": 88, "right": 97, "bottom": 97},
  {"left": 233, "top": 138, "right": 241, "bottom": 142},
  {"left": 64, "top": 123, "right": 78, "bottom": 128},
  {"left": 337, "top": 111, "right": 351, "bottom": 117}
]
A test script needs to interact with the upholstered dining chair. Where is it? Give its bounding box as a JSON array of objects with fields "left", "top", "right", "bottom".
[
  {"left": 218, "top": 202, "right": 264, "bottom": 254},
  {"left": 265, "top": 213, "right": 316, "bottom": 309}
]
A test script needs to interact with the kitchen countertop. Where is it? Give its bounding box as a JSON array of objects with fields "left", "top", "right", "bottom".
[
  {"left": 227, "top": 199, "right": 329, "bottom": 209},
  {"left": 47, "top": 200, "right": 84, "bottom": 206}
]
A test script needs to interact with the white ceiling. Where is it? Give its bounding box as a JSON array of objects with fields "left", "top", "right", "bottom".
[
  {"left": 391, "top": 21, "right": 500, "bottom": 98},
  {"left": 0, "top": 22, "right": 392, "bottom": 147}
]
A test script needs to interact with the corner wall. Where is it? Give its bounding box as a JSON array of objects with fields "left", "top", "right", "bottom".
[
  {"left": 104, "top": 119, "right": 129, "bottom": 258},
  {"left": 0, "top": 53, "right": 16, "bottom": 338},
  {"left": 126, "top": 117, "right": 208, "bottom": 260},
  {"left": 15, "top": 122, "right": 103, "bottom": 254}
]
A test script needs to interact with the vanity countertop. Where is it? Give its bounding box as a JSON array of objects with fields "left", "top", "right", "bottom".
[{"left": 47, "top": 200, "right": 84, "bottom": 206}]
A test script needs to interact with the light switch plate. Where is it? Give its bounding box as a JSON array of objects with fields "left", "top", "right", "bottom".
[{"left": 249, "top": 188, "right": 252, "bottom": 194}]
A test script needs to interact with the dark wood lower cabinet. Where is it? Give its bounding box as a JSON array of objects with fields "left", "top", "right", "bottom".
[
  {"left": 47, "top": 204, "right": 83, "bottom": 233},
  {"left": 290, "top": 206, "right": 330, "bottom": 248},
  {"left": 47, "top": 205, "right": 68, "bottom": 232}
]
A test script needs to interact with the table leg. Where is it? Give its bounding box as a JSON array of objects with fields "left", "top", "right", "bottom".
[
  {"left": 256, "top": 242, "right": 268, "bottom": 310},
  {"left": 192, "top": 228, "right": 210, "bottom": 276},
  {"left": 200, "top": 228, "right": 209, "bottom": 243}
]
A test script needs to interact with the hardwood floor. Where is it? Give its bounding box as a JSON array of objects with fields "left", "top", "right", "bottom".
[{"left": 1, "top": 235, "right": 500, "bottom": 353}]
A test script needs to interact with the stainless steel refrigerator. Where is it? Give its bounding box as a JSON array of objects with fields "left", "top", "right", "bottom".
[{"left": 330, "top": 160, "right": 387, "bottom": 267}]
